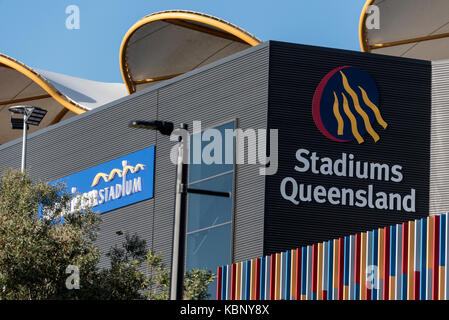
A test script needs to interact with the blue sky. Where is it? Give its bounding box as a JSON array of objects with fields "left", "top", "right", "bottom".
[{"left": 0, "top": 0, "right": 366, "bottom": 83}]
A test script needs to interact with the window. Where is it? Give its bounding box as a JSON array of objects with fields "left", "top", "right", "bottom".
[{"left": 186, "top": 120, "right": 235, "bottom": 299}]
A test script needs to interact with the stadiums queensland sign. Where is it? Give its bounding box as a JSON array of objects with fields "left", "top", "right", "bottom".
[
  {"left": 264, "top": 48, "right": 431, "bottom": 254},
  {"left": 51, "top": 146, "right": 155, "bottom": 215}
]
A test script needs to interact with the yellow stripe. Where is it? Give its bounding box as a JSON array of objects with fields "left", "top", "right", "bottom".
[
  {"left": 236, "top": 263, "right": 241, "bottom": 300},
  {"left": 340, "top": 71, "right": 380, "bottom": 142},
  {"left": 390, "top": 276, "right": 396, "bottom": 300},
  {"left": 249, "top": 260, "right": 253, "bottom": 300},
  {"left": 317, "top": 243, "right": 323, "bottom": 300},
  {"left": 358, "top": 86, "right": 388, "bottom": 129},
  {"left": 341, "top": 93, "right": 364, "bottom": 144},
  {"left": 332, "top": 92, "right": 344, "bottom": 135},
  {"left": 253, "top": 259, "right": 257, "bottom": 300},
  {"left": 291, "top": 249, "right": 296, "bottom": 300}
]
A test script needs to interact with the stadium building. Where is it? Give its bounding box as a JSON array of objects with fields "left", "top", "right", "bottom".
[{"left": 1, "top": 2, "right": 449, "bottom": 299}]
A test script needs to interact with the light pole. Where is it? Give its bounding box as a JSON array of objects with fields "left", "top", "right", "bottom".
[
  {"left": 129, "top": 119, "right": 230, "bottom": 300},
  {"left": 8, "top": 105, "right": 47, "bottom": 172}
]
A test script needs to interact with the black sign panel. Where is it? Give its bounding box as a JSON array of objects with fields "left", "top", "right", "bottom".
[{"left": 264, "top": 41, "right": 431, "bottom": 254}]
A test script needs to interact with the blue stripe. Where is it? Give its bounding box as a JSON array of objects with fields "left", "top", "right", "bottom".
[
  {"left": 260, "top": 257, "right": 266, "bottom": 300},
  {"left": 390, "top": 226, "right": 396, "bottom": 276},
  {"left": 354, "top": 283, "right": 360, "bottom": 300},
  {"left": 401, "top": 273, "right": 407, "bottom": 300},
  {"left": 440, "top": 214, "right": 446, "bottom": 266},
  {"left": 285, "top": 251, "right": 291, "bottom": 300},
  {"left": 344, "top": 236, "right": 350, "bottom": 287},
  {"left": 245, "top": 261, "right": 251, "bottom": 300},
  {"left": 327, "top": 240, "right": 333, "bottom": 300},
  {"left": 222, "top": 265, "right": 227, "bottom": 300},
  {"left": 302, "top": 247, "right": 307, "bottom": 296},
  {"left": 420, "top": 217, "right": 427, "bottom": 300}
]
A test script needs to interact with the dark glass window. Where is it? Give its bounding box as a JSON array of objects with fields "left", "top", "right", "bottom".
[{"left": 186, "top": 120, "right": 235, "bottom": 299}]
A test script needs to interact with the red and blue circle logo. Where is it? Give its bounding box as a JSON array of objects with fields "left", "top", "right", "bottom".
[{"left": 312, "top": 66, "right": 387, "bottom": 144}]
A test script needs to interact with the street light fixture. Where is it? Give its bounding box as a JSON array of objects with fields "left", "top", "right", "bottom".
[
  {"left": 129, "top": 119, "right": 230, "bottom": 300},
  {"left": 8, "top": 105, "right": 47, "bottom": 172}
]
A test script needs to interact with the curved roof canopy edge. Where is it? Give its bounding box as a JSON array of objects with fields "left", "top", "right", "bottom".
[
  {"left": 0, "top": 53, "right": 127, "bottom": 145},
  {"left": 120, "top": 10, "right": 262, "bottom": 94},
  {"left": 359, "top": 0, "right": 449, "bottom": 60},
  {"left": 0, "top": 53, "right": 87, "bottom": 115}
]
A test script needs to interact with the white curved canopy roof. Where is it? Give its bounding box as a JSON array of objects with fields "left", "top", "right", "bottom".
[
  {"left": 1, "top": 10, "right": 261, "bottom": 145},
  {"left": 120, "top": 10, "right": 261, "bottom": 93},
  {"left": 0, "top": 53, "right": 126, "bottom": 146},
  {"left": 360, "top": 0, "right": 449, "bottom": 60}
]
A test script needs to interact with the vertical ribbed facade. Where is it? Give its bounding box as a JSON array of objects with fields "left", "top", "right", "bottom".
[{"left": 431, "top": 59, "right": 449, "bottom": 216}]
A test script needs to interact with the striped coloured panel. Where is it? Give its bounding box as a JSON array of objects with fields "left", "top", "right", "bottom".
[{"left": 216, "top": 214, "right": 449, "bottom": 300}]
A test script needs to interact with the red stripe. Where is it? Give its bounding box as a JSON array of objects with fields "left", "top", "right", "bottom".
[
  {"left": 338, "top": 238, "right": 344, "bottom": 300},
  {"left": 414, "top": 271, "right": 420, "bottom": 300},
  {"left": 217, "top": 267, "right": 222, "bottom": 300},
  {"left": 296, "top": 248, "right": 301, "bottom": 300},
  {"left": 270, "top": 253, "right": 276, "bottom": 300},
  {"left": 255, "top": 258, "right": 261, "bottom": 300},
  {"left": 355, "top": 233, "right": 361, "bottom": 284},
  {"left": 433, "top": 215, "right": 440, "bottom": 300},
  {"left": 366, "top": 288, "right": 372, "bottom": 300},
  {"left": 312, "top": 244, "right": 318, "bottom": 294},
  {"left": 402, "top": 223, "right": 408, "bottom": 275},
  {"left": 383, "top": 227, "right": 390, "bottom": 300},
  {"left": 322, "top": 290, "right": 328, "bottom": 301},
  {"left": 230, "top": 264, "right": 236, "bottom": 300}
]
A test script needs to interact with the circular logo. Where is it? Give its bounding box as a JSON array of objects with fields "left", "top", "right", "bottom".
[{"left": 312, "top": 66, "right": 387, "bottom": 144}]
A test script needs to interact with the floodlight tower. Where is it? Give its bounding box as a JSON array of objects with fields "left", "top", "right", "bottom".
[{"left": 8, "top": 105, "right": 47, "bottom": 172}]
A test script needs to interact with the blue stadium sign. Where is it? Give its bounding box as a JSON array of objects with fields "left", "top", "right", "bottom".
[{"left": 50, "top": 146, "right": 155, "bottom": 215}]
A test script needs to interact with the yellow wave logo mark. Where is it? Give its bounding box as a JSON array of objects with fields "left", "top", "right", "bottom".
[
  {"left": 331, "top": 71, "right": 388, "bottom": 144},
  {"left": 91, "top": 162, "right": 146, "bottom": 187}
]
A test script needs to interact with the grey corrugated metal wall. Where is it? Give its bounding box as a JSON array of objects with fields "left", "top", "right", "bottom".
[
  {"left": 430, "top": 59, "right": 449, "bottom": 216},
  {"left": 0, "top": 42, "right": 269, "bottom": 269}
]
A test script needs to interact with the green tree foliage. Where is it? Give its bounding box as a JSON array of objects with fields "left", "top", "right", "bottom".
[
  {"left": 0, "top": 169, "right": 100, "bottom": 299},
  {"left": 99, "top": 233, "right": 215, "bottom": 300},
  {"left": 0, "top": 169, "right": 215, "bottom": 300}
]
